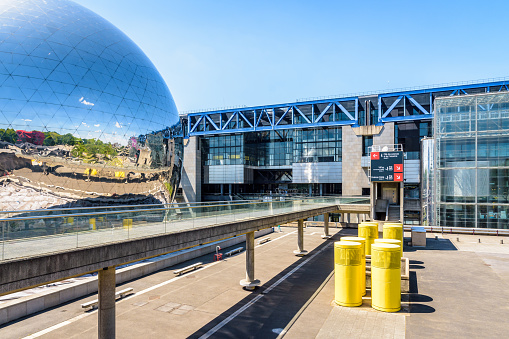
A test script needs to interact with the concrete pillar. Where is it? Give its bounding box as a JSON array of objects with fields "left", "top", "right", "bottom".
[
  {"left": 293, "top": 219, "right": 308, "bottom": 256},
  {"left": 98, "top": 267, "right": 116, "bottom": 339},
  {"left": 240, "top": 231, "right": 260, "bottom": 290},
  {"left": 320, "top": 184, "right": 323, "bottom": 196},
  {"left": 220, "top": 184, "right": 224, "bottom": 196},
  {"left": 340, "top": 213, "right": 345, "bottom": 223},
  {"left": 309, "top": 184, "right": 312, "bottom": 196},
  {"left": 229, "top": 183, "right": 232, "bottom": 196},
  {"left": 181, "top": 136, "right": 202, "bottom": 203},
  {"left": 322, "top": 213, "right": 331, "bottom": 239}
]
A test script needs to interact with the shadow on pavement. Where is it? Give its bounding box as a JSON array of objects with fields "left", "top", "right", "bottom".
[
  {"left": 188, "top": 229, "right": 352, "bottom": 339},
  {"left": 404, "top": 238, "right": 457, "bottom": 252}
]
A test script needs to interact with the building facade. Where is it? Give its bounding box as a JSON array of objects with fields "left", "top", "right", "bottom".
[
  {"left": 181, "top": 79, "right": 509, "bottom": 226},
  {"left": 433, "top": 92, "right": 509, "bottom": 229}
]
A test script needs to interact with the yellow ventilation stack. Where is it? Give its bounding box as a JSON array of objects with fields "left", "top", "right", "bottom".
[
  {"left": 341, "top": 236, "right": 366, "bottom": 296},
  {"left": 371, "top": 243, "right": 401, "bottom": 312},
  {"left": 358, "top": 222, "right": 379, "bottom": 256},
  {"left": 334, "top": 241, "right": 363, "bottom": 307},
  {"left": 383, "top": 223, "right": 404, "bottom": 256}
]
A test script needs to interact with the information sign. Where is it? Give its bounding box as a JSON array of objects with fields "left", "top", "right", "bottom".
[{"left": 370, "top": 151, "right": 404, "bottom": 182}]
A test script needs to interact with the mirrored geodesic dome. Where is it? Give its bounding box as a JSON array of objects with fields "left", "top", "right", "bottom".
[{"left": 0, "top": 0, "right": 183, "bottom": 211}]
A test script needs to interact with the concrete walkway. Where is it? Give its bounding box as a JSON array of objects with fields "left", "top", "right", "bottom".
[{"left": 1, "top": 227, "right": 508, "bottom": 338}]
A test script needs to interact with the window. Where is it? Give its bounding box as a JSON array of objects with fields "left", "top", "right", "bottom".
[{"left": 362, "top": 136, "right": 373, "bottom": 156}]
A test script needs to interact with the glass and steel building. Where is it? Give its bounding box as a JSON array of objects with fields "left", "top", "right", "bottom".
[
  {"left": 180, "top": 79, "right": 509, "bottom": 226},
  {"left": 0, "top": 0, "right": 183, "bottom": 211},
  {"left": 434, "top": 92, "right": 509, "bottom": 229}
]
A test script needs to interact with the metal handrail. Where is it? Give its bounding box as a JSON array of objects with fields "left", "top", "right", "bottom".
[
  {"left": 0, "top": 199, "right": 263, "bottom": 215},
  {"left": 0, "top": 198, "right": 348, "bottom": 223},
  {"left": 404, "top": 225, "right": 509, "bottom": 236}
]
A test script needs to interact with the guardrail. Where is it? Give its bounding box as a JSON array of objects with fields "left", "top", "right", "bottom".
[
  {"left": 0, "top": 197, "right": 369, "bottom": 261},
  {"left": 403, "top": 225, "right": 509, "bottom": 236}
]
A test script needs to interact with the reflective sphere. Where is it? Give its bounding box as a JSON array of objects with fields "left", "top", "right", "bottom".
[{"left": 0, "top": 0, "right": 183, "bottom": 210}]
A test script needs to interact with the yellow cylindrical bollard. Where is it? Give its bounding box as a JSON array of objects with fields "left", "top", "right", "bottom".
[
  {"left": 334, "top": 241, "right": 363, "bottom": 307},
  {"left": 371, "top": 243, "right": 401, "bottom": 312},
  {"left": 358, "top": 222, "right": 378, "bottom": 256},
  {"left": 383, "top": 223, "right": 404, "bottom": 257},
  {"left": 341, "top": 236, "right": 366, "bottom": 296},
  {"left": 89, "top": 218, "right": 96, "bottom": 230},
  {"left": 123, "top": 219, "right": 133, "bottom": 229},
  {"left": 375, "top": 238, "right": 401, "bottom": 248}
]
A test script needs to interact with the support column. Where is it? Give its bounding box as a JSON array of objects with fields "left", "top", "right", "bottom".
[
  {"left": 400, "top": 182, "right": 404, "bottom": 224},
  {"left": 293, "top": 219, "right": 308, "bottom": 256},
  {"left": 322, "top": 213, "right": 331, "bottom": 239},
  {"left": 309, "top": 184, "right": 312, "bottom": 196},
  {"left": 98, "top": 267, "right": 116, "bottom": 339},
  {"left": 240, "top": 231, "right": 260, "bottom": 290},
  {"left": 319, "top": 184, "right": 323, "bottom": 196}
]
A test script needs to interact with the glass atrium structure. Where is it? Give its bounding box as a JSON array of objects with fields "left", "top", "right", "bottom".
[
  {"left": 0, "top": 0, "right": 182, "bottom": 211},
  {"left": 434, "top": 92, "right": 509, "bottom": 229}
]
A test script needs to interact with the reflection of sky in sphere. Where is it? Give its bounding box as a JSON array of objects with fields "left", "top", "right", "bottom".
[{"left": 0, "top": 0, "right": 179, "bottom": 145}]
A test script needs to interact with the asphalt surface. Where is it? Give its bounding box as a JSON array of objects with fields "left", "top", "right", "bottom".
[{"left": 1, "top": 227, "right": 508, "bottom": 338}]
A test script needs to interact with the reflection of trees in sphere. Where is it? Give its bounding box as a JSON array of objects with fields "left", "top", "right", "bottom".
[{"left": 0, "top": 0, "right": 182, "bottom": 211}]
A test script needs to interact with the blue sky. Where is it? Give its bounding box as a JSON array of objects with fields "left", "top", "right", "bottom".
[{"left": 74, "top": 0, "right": 509, "bottom": 112}]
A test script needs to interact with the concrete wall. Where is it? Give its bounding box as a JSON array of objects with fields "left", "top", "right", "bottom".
[
  {"left": 181, "top": 136, "right": 201, "bottom": 202},
  {"left": 342, "top": 124, "right": 395, "bottom": 195},
  {"left": 292, "top": 162, "right": 342, "bottom": 183},
  {"left": 342, "top": 126, "right": 367, "bottom": 195},
  {"left": 373, "top": 123, "right": 394, "bottom": 147}
]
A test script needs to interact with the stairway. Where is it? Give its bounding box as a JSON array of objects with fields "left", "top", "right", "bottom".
[{"left": 387, "top": 205, "right": 400, "bottom": 221}]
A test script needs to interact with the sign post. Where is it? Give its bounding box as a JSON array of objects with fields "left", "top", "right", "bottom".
[{"left": 370, "top": 151, "right": 404, "bottom": 182}]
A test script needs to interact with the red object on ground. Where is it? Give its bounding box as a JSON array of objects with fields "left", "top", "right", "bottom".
[
  {"left": 214, "top": 253, "right": 223, "bottom": 261},
  {"left": 16, "top": 130, "right": 45, "bottom": 145}
]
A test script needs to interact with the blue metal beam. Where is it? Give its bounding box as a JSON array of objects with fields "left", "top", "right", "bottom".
[
  {"left": 238, "top": 111, "right": 253, "bottom": 128},
  {"left": 406, "top": 95, "right": 430, "bottom": 114},
  {"left": 185, "top": 80, "right": 509, "bottom": 136},
  {"left": 294, "top": 106, "right": 311, "bottom": 124},
  {"left": 205, "top": 115, "right": 219, "bottom": 130},
  {"left": 382, "top": 96, "right": 403, "bottom": 118},
  {"left": 275, "top": 107, "right": 291, "bottom": 126},
  {"left": 336, "top": 102, "right": 355, "bottom": 120},
  {"left": 381, "top": 115, "right": 433, "bottom": 123},
  {"left": 188, "top": 119, "right": 357, "bottom": 136},
  {"left": 314, "top": 102, "right": 333, "bottom": 123},
  {"left": 222, "top": 112, "right": 236, "bottom": 130}
]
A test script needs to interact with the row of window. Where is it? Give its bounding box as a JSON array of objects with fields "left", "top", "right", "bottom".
[{"left": 202, "top": 128, "right": 343, "bottom": 166}]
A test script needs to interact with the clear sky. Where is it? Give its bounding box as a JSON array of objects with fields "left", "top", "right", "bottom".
[{"left": 74, "top": 0, "right": 509, "bottom": 113}]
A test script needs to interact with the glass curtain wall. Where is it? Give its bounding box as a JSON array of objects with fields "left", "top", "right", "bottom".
[
  {"left": 434, "top": 93, "right": 509, "bottom": 229},
  {"left": 202, "top": 127, "right": 342, "bottom": 167}
]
